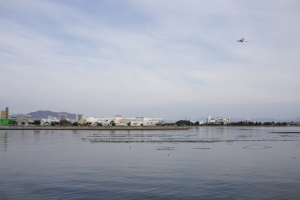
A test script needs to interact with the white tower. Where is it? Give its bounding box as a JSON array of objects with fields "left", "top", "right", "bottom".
[{"left": 207, "top": 115, "right": 211, "bottom": 123}]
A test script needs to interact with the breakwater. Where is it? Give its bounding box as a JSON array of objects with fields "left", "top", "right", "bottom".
[{"left": 0, "top": 126, "right": 189, "bottom": 131}]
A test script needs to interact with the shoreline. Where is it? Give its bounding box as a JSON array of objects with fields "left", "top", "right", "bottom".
[{"left": 0, "top": 126, "right": 189, "bottom": 131}]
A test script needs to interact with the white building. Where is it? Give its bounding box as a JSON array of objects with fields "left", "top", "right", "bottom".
[
  {"left": 198, "top": 120, "right": 205, "bottom": 125},
  {"left": 16, "top": 115, "right": 35, "bottom": 126},
  {"left": 84, "top": 116, "right": 164, "bottom": 126},
  {"left": 207, "top": 115, "right": 212, "bottom": 123},
  {"left": 207, "top": 115, "right": 230, "bottom": 124},
  {"left": 40, "top": 118, "right": 59, "bottom": 125}
]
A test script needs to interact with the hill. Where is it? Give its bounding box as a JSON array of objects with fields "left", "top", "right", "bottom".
[
  {"left": 26, "top": 110, "right": 76, "bottom": 119},
  {"left": 9, "top": 113, "right": 25, "bottom": 118}
]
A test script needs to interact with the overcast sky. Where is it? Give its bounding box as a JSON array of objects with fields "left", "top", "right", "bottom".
[{"left": 1, "top": 0, "right": 300, "bottom": 120}]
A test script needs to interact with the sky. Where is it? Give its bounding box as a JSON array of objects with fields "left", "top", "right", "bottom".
[{"left": 1, "top": 0, "right": 300, "bottom": 121}]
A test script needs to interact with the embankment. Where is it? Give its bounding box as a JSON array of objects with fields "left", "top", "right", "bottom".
[{"left": 0, "top": 126, "right": 189, "bottom": 131}]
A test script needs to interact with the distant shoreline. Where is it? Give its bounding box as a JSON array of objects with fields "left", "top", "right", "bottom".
[
  {"left": 1, "top": 125, "right": 299, "bottom": 131},
  {"left": 0, "top": 126, "right": 189, "bottom": 131}
]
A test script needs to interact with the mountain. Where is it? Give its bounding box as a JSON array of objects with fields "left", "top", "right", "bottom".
[
  {"left": 26, "top": 110, "right": 76, "bottom": 119},
  {"left": 9, "top": 113, "right": 25, "bottom": 118}
]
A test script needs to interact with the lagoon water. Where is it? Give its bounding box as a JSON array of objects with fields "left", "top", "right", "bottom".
[{"left": 1, "top": 127, "right": 300, "bottom": 199}]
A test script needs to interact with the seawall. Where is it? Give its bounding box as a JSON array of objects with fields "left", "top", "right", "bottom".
[{"left": 0, "top": 126, "right": 189, "bottom": 131}]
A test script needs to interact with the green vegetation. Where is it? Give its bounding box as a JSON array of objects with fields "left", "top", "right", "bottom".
[{"left": 0, "top": 119, "right": 17, "bottom": 125}]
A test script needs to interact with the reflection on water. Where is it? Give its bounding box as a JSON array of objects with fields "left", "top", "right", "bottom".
[
  {"left": 0, "top": 127, "right": 300, "bottom": 199},
  {"left": 0, "top": 131, "right": 8, "bottom": 152}
]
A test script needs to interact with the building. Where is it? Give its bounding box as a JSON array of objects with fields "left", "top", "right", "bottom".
[
  {"left": 0, "top": 107, "right": 9, "bottom": 119},
  {"left": 207, "top": 115, "right": 212, "bottom": 123},
  {"left": 207, "top": 115, "right": 231, "bottom": 124},
  {"left": 58, "top": 115, "right": 67, "bottom": 121},
  {"left": 16, "top": 115, "right": 35, "bottom": 125},
  {"left": 76, "top": 114, "right": 85, "bottom": 121},
  {"left": 84, "top": 116, "right": 164, "bottom": 126},
  {"left": 40, "top": 118, "right": 59, "bottom": 126}
]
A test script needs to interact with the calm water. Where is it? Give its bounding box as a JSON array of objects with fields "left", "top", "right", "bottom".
[{"left": 1, "top": 127, "right": 300, "bottom": 199}]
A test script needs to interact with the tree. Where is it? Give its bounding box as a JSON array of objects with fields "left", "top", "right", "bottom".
[
  {"left": 263, "top": 122, "right": 272, "bottom": 126},
  {"left": 73, "top": 122, "right": 78, "bottom": 126},
  {"left": 33, "top": 120, "right": 41, "bottom": 125},
  {"left": 8, "top": 120, "right": 17, "bottom": 125},
  {"left": 97, "top": 123, "right": 102, "bottom": 126},
  {"left": 127, "top": 122, "right": 131, "bottom": 126},
  {"left": 83, "top": 122, "right": 92, "bottom": 126},
  {"left": 59, "top": 119, "right": 69, "bottom": 126},
  {"left": 163, "top": 123, "right": 176, "bottom": 126},
  {"left": 110, "top": 120, "right": 116, "bottom": 126},
  {"left": 22, "top": 122, "right": 25, "bottom": 125},
  {"left": 51, "top": 121, "right": 59, "bottom": 126},
  {"left": 175, "top": 120, "right": 194, "bottom": 126}
]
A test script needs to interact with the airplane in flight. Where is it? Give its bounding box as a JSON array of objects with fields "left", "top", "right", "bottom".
[{"left": 237, "top": 38, "right": 249, "bottom": 43}]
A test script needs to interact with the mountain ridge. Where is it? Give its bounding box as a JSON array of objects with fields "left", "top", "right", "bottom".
[{"left": 25, "top": 110, "right": 76, "bottom": 119}]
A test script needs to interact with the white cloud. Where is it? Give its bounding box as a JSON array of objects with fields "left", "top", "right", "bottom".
[{"left": 0, "top": 0, "right": 300, "bottom": 120}]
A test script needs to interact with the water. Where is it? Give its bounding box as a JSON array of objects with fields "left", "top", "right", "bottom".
[{"left": 1, "top": 127, "right": 300, "bottom": 199}]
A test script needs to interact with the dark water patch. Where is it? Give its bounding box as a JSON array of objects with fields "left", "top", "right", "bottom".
[
  {"left": 243, "top": 144, "right": 272, "bottom": 150},
  {"left": 156, "top": 146, "right": 176, "bottom": 150}
]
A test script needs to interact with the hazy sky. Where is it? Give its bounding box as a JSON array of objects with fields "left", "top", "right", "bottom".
[{"left": 1, "top": 0, "right": 300, "bottom": 120}]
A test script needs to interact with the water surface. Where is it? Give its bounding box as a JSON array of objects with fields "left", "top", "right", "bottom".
[{"left": 1, "top": 127, "right": 300, "bottom": 199}]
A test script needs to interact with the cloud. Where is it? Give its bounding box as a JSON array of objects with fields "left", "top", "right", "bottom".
[{"left": 0, "top": 0, "right": 300, "bottom": 120}]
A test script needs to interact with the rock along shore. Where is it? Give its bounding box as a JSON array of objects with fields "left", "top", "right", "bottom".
[{"left": 0, "top": 126, "right": 189, "bottom": 131}]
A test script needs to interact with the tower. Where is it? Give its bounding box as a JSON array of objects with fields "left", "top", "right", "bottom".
[
  {"left": 207, "top": 115, "right": 211, "bottom": 123},
  {"left": 5, "top": 107, "right": 8, "bottom": 119},
  {"left": 0, "top": 106, "right": 9, "bottom": 119}
]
